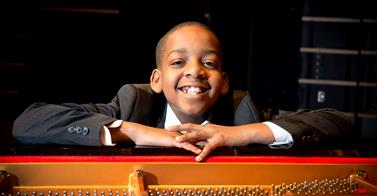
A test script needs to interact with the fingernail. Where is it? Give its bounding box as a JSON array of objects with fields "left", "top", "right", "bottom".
[
  {"left": 196, "top": 149, "right": 202, "bottom": 154},
  {"left": 195, "top": 156, "right": 202, "bottom": 162},
  {"left": 175, "top": 136, "right": 182, "bottom": 141}
]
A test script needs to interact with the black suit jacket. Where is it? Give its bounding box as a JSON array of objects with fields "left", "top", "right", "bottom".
[{"left": 13, "top": 84, "right": 354, "bottom": 146}]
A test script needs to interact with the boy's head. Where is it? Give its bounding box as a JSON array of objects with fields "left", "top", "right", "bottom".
[{"left": 150, "top": 21, "right": 229, "bottom": 123}]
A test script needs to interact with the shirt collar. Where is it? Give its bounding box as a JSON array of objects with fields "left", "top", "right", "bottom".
[{"left": 164, "top": 104, "right": 210, "bottom": 128}]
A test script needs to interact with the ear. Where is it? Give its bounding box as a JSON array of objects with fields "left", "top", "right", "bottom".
[
  {"left": 150, "top": 69, "right": 162, "bottom": 93},
  {"left": 220, "top": 72, "right": 229, "bottom": 95}
]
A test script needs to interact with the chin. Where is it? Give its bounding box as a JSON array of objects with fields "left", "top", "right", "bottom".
[{"left": 182, "top": 107, "right": 208, "bottom": 117}]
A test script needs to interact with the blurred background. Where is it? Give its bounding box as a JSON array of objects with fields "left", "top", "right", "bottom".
[{"left": 0, "top": 0, "right": 376, "bottom": 144}]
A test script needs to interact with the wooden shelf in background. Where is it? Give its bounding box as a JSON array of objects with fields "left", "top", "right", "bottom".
[{"left": 298, "top": 78, "right": 377, "bottom": 88}]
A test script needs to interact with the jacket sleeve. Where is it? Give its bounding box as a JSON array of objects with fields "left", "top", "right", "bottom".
[
  {"left": 12, "top": 84, "right": 138, "bottom": 146},
  {"left": 269, "top": 108, "right": 355, "bottom": 146}
]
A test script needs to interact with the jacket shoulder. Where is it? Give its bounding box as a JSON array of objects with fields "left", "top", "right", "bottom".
[
  {"left": 233, "top": 93, "right": 262, "bottom": 125},
  {"left": 117, "top": 83, "right": 165, "bottom": 124}
]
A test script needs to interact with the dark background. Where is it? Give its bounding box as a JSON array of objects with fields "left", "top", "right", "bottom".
[{"left": 1, "top": 0, "right": 376, "bottom": 144}]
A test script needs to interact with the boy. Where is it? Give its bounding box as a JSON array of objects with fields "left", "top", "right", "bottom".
[{"left": 13, "top": 22, "right": 353, "bottom": 161}]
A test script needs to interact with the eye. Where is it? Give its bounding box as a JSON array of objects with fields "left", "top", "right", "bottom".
[
  {"left": 170, "top": 60, "right": 185, "bottom": 67},
  {"left": 202, "top": 61, "right": 217, "bottom": 69}
]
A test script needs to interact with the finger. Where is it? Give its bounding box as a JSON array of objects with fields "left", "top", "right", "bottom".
[
  {"left": 195, "top": 142, "right": 217, "bottom": 162},
  {"left": 175, "top": 131, "right": 203, "bottom": 142},
  {"left": 175, "top": 141, "right": 202, "bottom": 154},
  {"left": 167, "top": 123, "right": 202, "bottom": 132},
  {"left": 165, "top": 125, "right": 188, "bottom": 132},
  {"left": 195, "top": 140, "right": 209, "bottom": 148},
  {"left": 165, "top": 125, "right": 189, "bottom": 134},
  {"left": 165, "top": 125, "right": 180, "bottom": 132}
]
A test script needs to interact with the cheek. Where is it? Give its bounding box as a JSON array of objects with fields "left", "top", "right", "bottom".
[
  {"left": 209, "top": 74, "right": 225, "bottom": 90},
  {"left": 161, "top": 73, "right": 178, "bottom": 89}
]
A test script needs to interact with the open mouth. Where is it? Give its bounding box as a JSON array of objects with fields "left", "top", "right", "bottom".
[{"left": 179, "top": 86, "right": 209, "bottom": 95}]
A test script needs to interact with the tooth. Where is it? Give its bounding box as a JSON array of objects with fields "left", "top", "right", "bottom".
[
  {"left": 188, "top": 87, "right": 201, "bottom": 95},
  {"left": 181, "top": 86, "right": 203, "bottom": 95}
]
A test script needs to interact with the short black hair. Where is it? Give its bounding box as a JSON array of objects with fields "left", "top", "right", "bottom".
[{"left": 155, "top": 21, "right": 222, "bottom": 68}]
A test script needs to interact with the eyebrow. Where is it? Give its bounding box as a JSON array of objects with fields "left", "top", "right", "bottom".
[
  {"left": 167, "top": 49, "right": 186, "bottom": 57},
  {"left": 167, "top": 48, "right": 220, "bottom": 57},
  {"left": 202, "top": 49, "right": 221, "bottom": 57}
]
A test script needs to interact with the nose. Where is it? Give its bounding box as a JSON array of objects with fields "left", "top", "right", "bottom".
[{"left": 184, "top": 60, "right": 206, "bottom": 79}]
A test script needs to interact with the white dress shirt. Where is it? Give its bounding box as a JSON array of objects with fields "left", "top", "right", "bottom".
[{"left": 164, "top": 104, "right": 210, "bottom": 129}]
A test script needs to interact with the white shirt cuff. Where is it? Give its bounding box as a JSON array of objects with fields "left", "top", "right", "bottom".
[
  {"left": 263, "top": 121, "right": 293, "bottom": 149},
  {"left": 101, "top": 120, "right": 123, "bottom": 146}
]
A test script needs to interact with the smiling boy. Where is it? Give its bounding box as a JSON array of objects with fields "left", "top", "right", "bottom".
[
  {"left": 151, "top": 22, "right": 228, "bottom": 125},
  {"left": 13, "top": 22, "right": 353, "bottom": 161}
]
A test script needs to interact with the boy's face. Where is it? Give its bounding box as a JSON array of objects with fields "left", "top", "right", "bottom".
[{"left": 150, "top": 24, "right": 229, "bottom": 122}]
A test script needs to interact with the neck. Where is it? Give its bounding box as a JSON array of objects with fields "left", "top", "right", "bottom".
[
  {"left": 166, "top": 103, "right": 211, "bottom": 124},
  {"left": 174, "top": 110, "right": 210, "bottom": 124}
]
